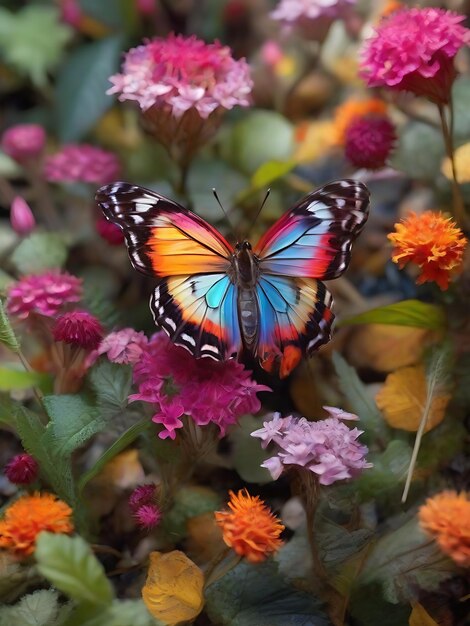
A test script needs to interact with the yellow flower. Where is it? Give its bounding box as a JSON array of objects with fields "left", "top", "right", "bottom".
[
  {"left": 0, "top": 492, "right": 73, "bottom": 557},
  {"left": 419, "top": 491, "right": 470, "bottom": 567},
  {"left": 441, "top": 142, "right": 470, "bottom": 183},
  {"left": 388, "top": 211, "right": 467, "bottom": 290},
  {"left": 333, "top": 97, "right": 388, "bottom": 145},
  {"left": 214, "top": 489, "right": 284, "bottom": 563}
]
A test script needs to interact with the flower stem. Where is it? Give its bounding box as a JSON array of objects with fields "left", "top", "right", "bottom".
[
  {"left": 437, "top": 103, "right": 466, "bottom": 227},
  {"left": 204, "top": 547, "right": 240, "bottom": 589}
]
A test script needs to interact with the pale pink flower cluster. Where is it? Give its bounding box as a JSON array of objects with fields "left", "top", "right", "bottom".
[
  {"left": 7, "top": 271, "right": 82, "bottom": 320},
  {"left": 107, "top": 34, "right": 253, "bottom": 119},
  {"left": 271, "top": 0, "right": 355, "bottom": 25},
  {"left": 44, "top": 144, "right": 121, "bottom": 185},
  {"left": 251, "top": 408, "right": 371, "bottom": 485},
  {"left": 94, "top": 328, "right": 149, "bottom": 365},
  {"left": 130, "top": 333, "right": 269, "bottom": 440},
  {"left": 1, "top": 124, "right": 46, "bottom": 163}
]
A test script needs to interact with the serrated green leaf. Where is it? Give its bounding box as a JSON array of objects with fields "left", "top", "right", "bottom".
[
  {"left": 0, "top": 300, "right": 20, "bottom": 353},
  {"left": 78, "top": 417, "right": 150, "bottom": 493},
  {"left": 332, "top": 352, "right": 387, "bottom": 444},
  {"left": 0, "top": 589, "right": 60, "bottom": 626},
  {"left": 43, "top": 395, "right": 105, "bottom": 457},
  {"left": 230, "top": 415, "right": 272, "bottom": 484},
  {"left": 36, "top": 533, "right": 114, "bottom": 606},
  {"left": 88, "top": 361, "right": 132, "bottom": 419},
  {"left": 56, "top": 36, "right": 123, "bottom": 142},
  {"left": 205, "top": 560, "right": 329, "bottom": 626},
  {"left": 340, "top": 300, "right": 446, "bottom": 330},
  {"left": 11, "top": 233, "right": 68, "bottom": 274},
  {"left": 355, "top": 440, "right": 412, "bottom": 501},
  {"left": 251, "top": 160, "right": 296, "bottom": 189},
  {"left": 0, "top": 366, "right": 51, "bottom": 392}
]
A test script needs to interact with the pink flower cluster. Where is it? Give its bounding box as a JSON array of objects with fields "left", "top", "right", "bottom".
[
  {"left": 271, "top": 0, "right": 355, "bottom": 25},
  {"left": 44, "top": 144, "right": 121, "bottom": 185},
  {"left": 360, "top": 8, "right": 470, "bottom": 104},
  {"left": 94, "top": 328, "right": 149, "bottom": 365},
  {"left": 345, "top": 116, "right": 396, "bottom": 170},
  {"left": 5, "top": 453, "right": 39, "bottom": 485},
  {"left": 130, "top": 333, "right": 269, "bottom": 440},
  {"left": 53, "top": 310, "right": 103, "bottom": 350},
  {"left": 1, "top": 124, "right": 46, "bottom": 163},
  {"left": 7, "top": 271, "right": 82, "bottom": 320},
  {"left": 108, "top": 34, "right": 253, "bottom": 119},
  {"left": 128, "top": 483, "right": 161, "bottom": 531},
  {"left": 251, "top": 407, "right": 371, "bottom": 485}
]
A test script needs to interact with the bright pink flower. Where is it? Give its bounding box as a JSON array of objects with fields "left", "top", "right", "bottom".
[
  {"left": 4, "top": 454, "right": 39, "bottom": 485},
  {"left": 94, "top": 328, "right": 148, "bottom": 365},
  {"left": 60, "top": 0, "right": 82, "bottom": 26},
  {"left": 260, "top": 41, "right": 284, "bottom": 67},
  {"left": 7, "top": 271, "right": 82, "bottom": 320},
  {"left": 44, "top": 144, "right": 121, "bottom": 185},
  {"left": 53, "top": 311, "right": 103, "bottom": 351},
  {"left": 344, "top": 115, "right": 396, "bottom": 170},
  {"left": 10, "top": 197, "right": 36, "bottom": 236},
  {"left": 130, "top": 334, "right": 269, "bottom": 440},
  {"left": 96, "top": 215, "right": 124, "bottom": 245},
  {"left": 360, "top": 8, "right": 470, "bottom": 104},
  {"left": 134, "top": 503, "right": 161, "bottom": 530},
  {"left": 108, "top": 34, "right": 252, "bottom": 119},
  {"left": 251, "top": 409, "right": 371, "bottom": 485},
  {"left": 1, "top": 124, "right": 46, "bottom": 163},
  {"left": 135, "top": 0, "right": 156, "bottom": 15},
  {"left": 129, "top": 483, "right": 157, "bottom": 512}
]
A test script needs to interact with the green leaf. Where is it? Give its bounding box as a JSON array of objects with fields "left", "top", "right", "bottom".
[
  {"left": 391, "top": 121, "right": 445, "bottom": 182},
  {"left": 317, "top": 522, "right": 372, "bottom": 569},
  {"left": 251, "top": 160, "right": 296, "bottom": 189},
  {"left": 230, "top": 415, "right": 272, "bottom": 484},
  {"left": 56, "top": 35, "right": 123, "bottom": 142},
  {"left": 163, "top": 487, "right": 221, "bottom": 540},
  {"left": 417, "top": 417, "right": 465, "bottom": 470},
  {"left": 88, "top": 361, "right": 133, "bottom": 419},
  {"left": 0, "top": 300, "right": 20, "bottom": 353},
  {"left": 350, "top": 583, "right": 410, "bottom": 626},
  {"left": 0, "top": 366, "right": 51, "bottom": 392},
  {"left": 43, "top": 395, "right": 105, "bottom": 457},
  {"left": 340, "top": 300, "right": 446, "bottom": 330},
  {"left": 332, "top": 352, "right": 387, "bottom": 444},
  {"left": 452, "top": 77, "right": 470, "bottom": 140},
  {"left": 36, "top": 533, "right": 114, "bottom": 606},
  {"left": 0, "top": 590, "right": 60, "bottom": 626},
  {"left": 11, "top": 233, "right": 68, "bottom": 274},
  {"left": 359, "top": 518, "right": 455, "bottom": 603},
  {"left": 78, "top": 417, "right": 150, "bottom": 493},
  {"left": 0, "top": 6, "right": 72, "bottom": 86},
  {"left": 60, "top": 600, "right": 163, "bottom": 626},
  {"left": 355, "top": 440, "right": 412, "bottom": 501},
  {"left": 205, "top": 560, "right": 329, "bottom": 626}
]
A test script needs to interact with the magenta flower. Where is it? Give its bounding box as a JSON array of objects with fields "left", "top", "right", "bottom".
[
  {"left": 251, "top": 408, "right": 371, "bottom": 485},
  {"left": 7, "top": 271, "right": 82, "bottom": 320},
  {"left": 344, "top": 115, "right": 396, "bottom": 170},
  {"left": 360, "top": 8, "right": 470, "bottom": 104},
  {"left": 129, "top": 483, "right": 157, "bottom": 512},
  {"left": 53, "top": 310, "right": 103, "bottom": 351},
  {"left": 134, "top": 503, "right": 161, "bottom": 531},
  {"left": 4, "top": 453, "right": 39, "bottom": 485},
  {"left": 1, "top": 124, "right": 46, "bottom": 163},
  {"left": 108, "top": 34, "right": 252, "bottom": 119},
  {"left": 44, "top": 144, "right": 121, "bottom": 185},
  {"left": 96, "top": 215, "right": 124, "bottom": 245},
  {"left": 130, "top": 333, "right": 269, "bottom": 440},
  {"left": 271, "top": 0, "right": 355, "bottom": 38},
  {"left": 93, "top": 328, "right": 148, "bottom": 365},
  {"left": 10, "top": 197, "right": 36, "bottom": 236}
]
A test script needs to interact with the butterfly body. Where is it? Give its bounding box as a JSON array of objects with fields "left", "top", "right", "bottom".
[{"left": 96, "top": 179, "right": 370, "bottom": 377}]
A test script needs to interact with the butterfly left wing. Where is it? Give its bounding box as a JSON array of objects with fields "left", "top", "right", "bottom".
[{"left": 96, "top": 182, "right": 239, "bottom": 360}]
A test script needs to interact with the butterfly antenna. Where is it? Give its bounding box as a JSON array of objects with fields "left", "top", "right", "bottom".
[
  {"left": 212, "top": 188, "right": 236, "bottom": 234},
  {"left": 248, "top": 188, "right": 271, "bottom": 234}
]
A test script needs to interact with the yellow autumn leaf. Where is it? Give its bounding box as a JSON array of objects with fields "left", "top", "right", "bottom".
[
  {"left": 293, "top": 120, "right": 336, "bottom": 164},
  {"left": 409, "top": 602, "right": 439, "bottom": 626},
  {"left": 376, "top": 364, "right": 450, "bottom": 432},
  {"left": 142, "top": 551, "right": 204, "bottom": 626},
  {"left": 441, "top": 141, "right": 470, "bottom": 183}
]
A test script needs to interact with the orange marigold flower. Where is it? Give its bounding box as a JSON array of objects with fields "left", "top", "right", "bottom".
[
  {"left": 419, "top": 491, "right": 470, "bottom": 567},
  {"left": 214, "top": 489, "right": 284, "bottom": 563},
  {"left": 388, "top": 210, "right": 467, "bottom": 290},
  {"left": 0, "top": 492, "right": 74, "bottom": 557},
  {"left": 333, "top": 97, "right": 387, "bottom": 144}
]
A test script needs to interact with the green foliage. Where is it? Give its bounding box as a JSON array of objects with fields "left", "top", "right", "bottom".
[
  {"left": 163, "top": 486, "right": 222, "bottom": 540},
  {"left": 251, "top": 160, "right": 296, "bottom": 190},
  {"left": 205, "top": 560, "right": 329, "bottom": 626},
  {"left": 0, "top": 300, "right": 20, "bottom": 353},
  {"left": 11, "top": 233, "right": 68, "bottom": 274},
  {"left": 35, "top": 533, "right": 114, "bottom": 607},
  {"left": 0, "top": 589, "right": 61, "bottom": 626},
  {"left": 452, "top": 77, "right": 470, "bottom": 140},
  {"left": 0, "top": 365, "right": 51, "bottom": 392},
  {"left": 56, "top": 36, "right": 124, "bottom": 141},
  {"left": 355, "top": 440, "right": 412, "bottom": 501},
  {"left": 349, "top": 583, "right": 411, "bottom": 626},
  {"left": 391, "top": 121, "right": 445, "bottom": 181},
  {"left": 0, "top": 6, "right": 72, "bottom": 85},
  {"left": 340, "top": 300, "right": 446, "bottom": 330},
  {"left": 230, "top": 415, "right": 272, "bottom": 484},
  {"left": 88, "top": 361, "right": 133, "bottom": 419},
  {"left": 60, "top": 600, "right": 163, "bottom": 626}
]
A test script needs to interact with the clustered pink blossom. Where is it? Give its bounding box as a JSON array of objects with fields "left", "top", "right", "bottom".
[
  {"left": 360, "top": 8, "right": 470, "bottom": 104},
  {"left": 251, "top": 407, "right": 371, "bottom": 485},
  {"left": 10, "top": 197, "right": 36, "bottom": 236},
  {"left": 52, "top": 310, "right": 103, "bottom": 351},
  {"left": 130, "top": 333, "right": 269, "bottom": 440},
  {"left": 1, "top": 123, "right": 46, "bottom": 163},
  {"left": 345, "top": 115, "right": 396, "bottom": 170},
  {"left": 128, "top": 483, "right": 161, "bottom": 530},
  {"left": 271, "top": 0, "right": 355, "bottom": 26},
  {"left": 107, "top": 34, "right": 253, "bottom": 119},
  {"left": 44, "top": 144, "right": 121, "bottom": 185},
  {"left": 4, "top": 453, "right": 39, "bottom": 485},
  {"left": 94, "top": 328, "right": 149, "bottom": 365},
  {"left": 7, "top": 271, "right": 82, "bottom": 320}
]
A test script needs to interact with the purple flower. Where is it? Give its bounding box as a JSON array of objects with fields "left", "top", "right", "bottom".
[
  {"left": 271, "top": 0, "right": 355, "bottom": 39},
  {"left": 129, "top": 483, "right": 157, "bottom": 512},
  {"left": 251, "top": 408, "right": 371, "bottom": 486},
  {"left": 44, "top": 144, "right": 121, "bottom": 185}
]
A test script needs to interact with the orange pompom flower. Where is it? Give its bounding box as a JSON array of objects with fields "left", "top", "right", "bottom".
[
  {"left": 419, "top": 491, "right": 470, "bottom": 567},
  {"left": 333, "top": 97, "right": 387, "bottom": 144},
  {"left": 388, "top": 211, "right": 467, "bottom": 290},
  {"left": 0, "top": 492, "right": 74, "bottom": 558},
  {"left": 215, "top": 489, "right": 284, "bottom": 563}
]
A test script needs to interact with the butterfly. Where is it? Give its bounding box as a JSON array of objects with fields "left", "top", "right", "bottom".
[{"left": 96, "top": 179, "right": 369, "bottom": 378}]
